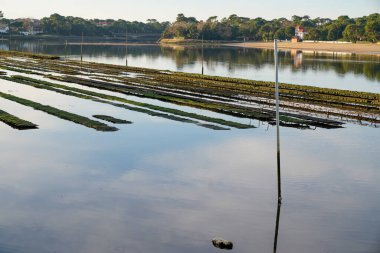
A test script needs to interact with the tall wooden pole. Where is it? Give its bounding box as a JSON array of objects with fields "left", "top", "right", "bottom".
[
  {"left": 64, "top": 40, "right": 68, "bottom": 60},
  {"left": 6, "top": 16, "right": 11, "bottom": 51},
  {"left": 125, "top": 28, "right": 128, "bottom": 66},
  {"left": 80, "top": 32, "right": 83, "bottom": 63},
  {"left": 201, "top": 35, "right": 204, "bottom": 75},
  {"left": 274, "top": 39, "right": 282, "bottom": 204}
]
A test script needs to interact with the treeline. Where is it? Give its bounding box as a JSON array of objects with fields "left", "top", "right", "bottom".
[
  {"left": 41, "top": 14, "right": 170, "bottom": 35},
  {"left": 2, "top": 13, "right": 169, "bottom": 36},
  {"left": 162, "top": 13, "right": 380, "bottom": 42},
  {"left": 1, "top": 12, "right": 379, "bottom": 42}
]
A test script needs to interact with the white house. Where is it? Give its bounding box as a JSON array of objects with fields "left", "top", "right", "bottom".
[
  {"left": 19, "top": 26, "right": 43, "bottom": 36},
  {"left": 0, "top": 24, "right": 9, "bottom": 34},
  {"left": 16, "top": 18, "right": 43, "bottom": 36},
  {"left": 295, "top": 25, "right": 307, "bottom": 40}
]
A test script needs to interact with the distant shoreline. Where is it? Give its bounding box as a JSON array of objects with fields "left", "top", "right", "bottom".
[
  {"left": 66, "top": 42, "right": 158, "bottom": 46},
  {"left": 224, "top": 42, "right": 380, "bottom": 55},
  {"left": 3, "top": 36, "right": 380, "bottom": 55}
]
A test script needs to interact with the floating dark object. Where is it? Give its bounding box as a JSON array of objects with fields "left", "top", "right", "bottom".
[{"left": 212, "top": 237, "right": 233, "bottom": 250}]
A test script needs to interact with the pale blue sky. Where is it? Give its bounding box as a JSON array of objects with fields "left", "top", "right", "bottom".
[{"left": 1, "top": 0, "right": 378, "bottom": 21}]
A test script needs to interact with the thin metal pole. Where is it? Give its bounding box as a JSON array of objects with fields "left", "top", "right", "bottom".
[
  {"left": 80, "top": 32, "right": 83, "bottom": 63},
  {"left": 201, "top": 35, "right": 204, "bottom": 75},
  {"left": 125, "top": 28, "right": 128, "bottom": 66},
  {"left": 64, "top": 40, "right": 67, "bottom": 60},
  {"left": 9, "top": 32, "right": 11, "bottom": 51},
  {"left": 274, "top": 39, "right": 282, "bottom": 204}
]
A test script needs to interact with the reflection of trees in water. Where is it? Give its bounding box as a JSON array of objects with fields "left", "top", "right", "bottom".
[
  {"left": 2, "top": 41, "right": 379, "bottom": 81},
  {"left": 61, "top": 45, "right": 164, "bottom": 61},
  {"left": 161, "top": 46, "right": 380, "bottom": 82},
  {"left": 289, "top": 52, "right": 380, "bottom": 81}
]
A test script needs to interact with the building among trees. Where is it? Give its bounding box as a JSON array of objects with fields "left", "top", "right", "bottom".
[
  {"left": 295, "top": 25, "right": 307, "bottom": 40},
  {"left": 162, "top": 13, "right": 379, "bottom": 43},
  {"left": 17, "top": 19, "right": 43, "bottom": 35},
  {"left": 0, "top": 10, "right": 9, "bottom": 34},
  {"left": 0, "top": 24, "right": 9, "bottom": 33}
]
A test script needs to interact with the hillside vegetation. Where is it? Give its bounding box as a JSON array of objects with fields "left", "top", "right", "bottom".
[
  {"left": 162, "top": 13, "right": 380, "bottom": 43},
  {"left": 0, "top": 12, "right": 379, "bottom": 42}
]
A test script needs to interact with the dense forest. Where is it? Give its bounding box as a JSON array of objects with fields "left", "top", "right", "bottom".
[
  {"left": 0, "top": 12, "right": 379, "bottom": 42},
  {"left": 41, "top": 14, "right": 170, "bottom": 35},
  {"left": 1, "top": 13, "right": 169, "bottom": 36},
  {"left": 162, "top": 13, "right": 380, "bottom": 42}
]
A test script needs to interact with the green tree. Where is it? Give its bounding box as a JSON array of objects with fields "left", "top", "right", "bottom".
[
  {"left": 28, "top": 12, "right": 380, "bottom": 43},
  {"left": 364, "top": 14, "right": 380, "bottom": 42},
  {"left": 259, "top": 24, "right": 273, "bottom": 41},
  {"left": 291, "top": 15, "right": 302, "bottom": 24},
  {"left": 284, "top": 26, "right": 295, "bottom": 39},
  {"left": 337, "top": 15, "right": 353, "bottom": 26},
  {"left": 305, "top": 28, "right": 321, "bottom": 41},
  {"left": 327, "top": 24, "right": 344, "bottom": 40},
  {"left": 343, "top": 24, "right": 364, "bottom": 42}
]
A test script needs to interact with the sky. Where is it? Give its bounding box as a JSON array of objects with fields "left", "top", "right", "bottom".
[{"left": 0, "top": 0, "right": 379, "bottom": 22}]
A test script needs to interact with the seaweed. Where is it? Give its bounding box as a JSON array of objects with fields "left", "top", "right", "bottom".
[
  {"left": 0, "top": 50, "right": 60, "bottom": 60},
  {"left": 0, "top": 91, "right": 118, "bottom": 132},
  {"left": 93, "top": 115, "right": 132, "bottom": 124},
  {"left": 2, "top": 75, "right": 252, "bottom": 129},
  {"left": 1, "top": 50, "right": 379, "bottom": 129},
  {"left": 0, "top": 109, "right": 38, "bottom": 130}
]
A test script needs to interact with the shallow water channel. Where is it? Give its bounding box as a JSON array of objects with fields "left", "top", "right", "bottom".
[{"left": 0, "top": 42, "right": 379, "bottom": 253}]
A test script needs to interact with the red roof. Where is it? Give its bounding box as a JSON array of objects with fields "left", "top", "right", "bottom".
[{"left": 295, "top": 25, "right": 305, "bottom": 32}]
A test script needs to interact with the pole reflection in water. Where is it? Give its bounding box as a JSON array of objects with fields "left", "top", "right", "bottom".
[
  {"left": 273, "top": 202, "right": 282, "bottom": 253},
  {"left": 64, "top": 40, "right": 68, "bottom": 60}
]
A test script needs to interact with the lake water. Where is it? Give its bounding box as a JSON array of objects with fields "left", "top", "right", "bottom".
[
  {"left": 1, "top": 40, "right": 380, "bottom": 92},
  {"left": 0, "top": 40, "right": 379, "bottom": 253}
]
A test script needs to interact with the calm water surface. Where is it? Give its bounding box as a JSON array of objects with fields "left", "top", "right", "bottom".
[
  {"left": 1, "top": 40, "right": 380, "bottom": 92},
  {"left": 0, "top": 41, "right": 379, "bottom": 253}
]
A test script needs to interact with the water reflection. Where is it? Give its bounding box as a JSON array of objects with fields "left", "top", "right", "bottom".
[
  {"left": 290, "top": 50, "right": 303, "bottom": 68},
  {"left": 0, "top": 113, "right": 379, "bottom": 253},
  {"left": 1, "top": 40, "right": 379, "bottom": 92},
  {"left": 273, "top": 203, "right": 281, "bottom": 253},
  {"left": 1, "top": 37, "right": 380, "bottom": 253}
]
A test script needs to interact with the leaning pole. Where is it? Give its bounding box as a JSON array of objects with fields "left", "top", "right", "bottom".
[{"left": 274, "top": 39, "right": 282, "bottom": 204}]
